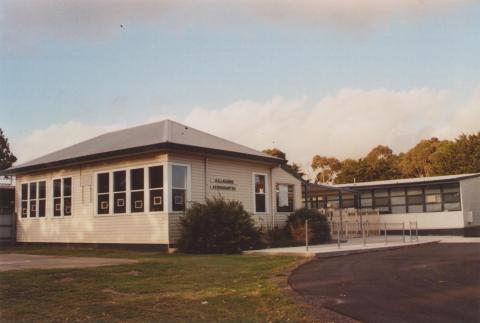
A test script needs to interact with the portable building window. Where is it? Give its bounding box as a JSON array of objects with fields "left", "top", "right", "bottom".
[
  {"left": 97, "top": 173, "right": 110, "bottom": 214},
  {"left": 149, "top": 166, "right": 164, "bottom": 212},
  {"left": 425, "top": 186, "right": 442, "bottom": 212},
  {"left": 254, "top": 174, "right": 267, "bottom": 213},
  {"left": 326, "top": 193, "right": 340, "bottom": 208},
  {"left": 373, "top": 189, "right": 389, "bottom": 213},
  {"left": 360, "top": 191, "right": 373, "bottom": 208},
  {"left": 172, "top": 165, "right": 187, "bottom": 212},
  {"left": 21, "top": 183, "right": 28, "bottom": 218},
  {"left": 130, "top": 168, "right": 144, "bottom": 213},
  {"left": 390, "top": 188, "right": 406, "bottom": 214},
  {"left": 407, "top": 187, "right": 424, "bottom": 213},
  {"left": 29, "top": 182, "right": 37, "bottom": 217},
  {"left": 341, "top": 193, "right": 355, "bottom": 208},
  {"left": 276, "top": 184, "right": 294, "bottom": 212},
  {"left": 53, "top": 179, "right": 62, "bottom": 216},
  {"left": 442, "top": 183, "right": 461, "bottom": 211},
  {"left": 63, "top": 178, "right": 72, "bottom": 216},
  {"left": 52, "top": 177, "right": 72, "bottom": 216}
]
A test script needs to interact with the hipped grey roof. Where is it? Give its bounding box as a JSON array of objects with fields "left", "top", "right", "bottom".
[{"left": 1, "top": 120, "right": 284, "bottom": 175}]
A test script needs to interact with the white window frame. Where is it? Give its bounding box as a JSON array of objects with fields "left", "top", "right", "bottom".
[
  {"left": 168, "top": 162, "right": 192, "bottom": 213},
  {"left": 95, "top": 162, "right": 173, "bottom": 216},
  {"left": 52, "top": 176, "right": 73, "bottom": 217},
  {"left": 19, "top": 180, "right": 47, "bottom": 220},
  {"left": 252, "top": 172, "right": 269, "bottom": 214},
  {"left": 275, "top": 183, "right": 294, "bottom": 213}
]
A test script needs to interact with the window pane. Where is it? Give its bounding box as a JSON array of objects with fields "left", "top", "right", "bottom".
[
  {"left": 374, "top": 197, "right": 389, "bottom": 207},
  {"left": 407, "top": 196, "right": 423, "bottom": 205},
  {"left": 38, "top": 200, "right": 46, "bottom": 217},
  {"left": 150, "top": 189, "right": 163, "bottom": 212},
  {"left": 114, "top": 171, "right": 126, "bottom": 192},
  {"left": 131, "top": 191, "right": 144, "bottom": 213},
  {"left": 97, "top": 173, "right": 109, "bottom": 194},
  {"left": 63, "top": 178, "right": 72, "bottom": 196},
  {"left": 29, "top": 200, "right": 37, "bottom": 217},
  {"left": 64, "top": 197, "right": 71, "bottom": 216},
  {"left": 97, "top": 195, "right": 109, "bottom": 214},
  {"left": 408, "top": 205, "right": 423, "bottom": 213},
  {"left": 442, "top": 183, "right": 460, "bottom": 193},
  {"left": 130, "top": 168, "right": 144, "bottom": 190},
  {"left": 426, "top": 203, "right": 442, "bottom": 212},
  {"left": 21, "top": 201, "right": 28, "bottom": 218},
  {"left": 255, "top": 175, "right": 266, "bottom": 194},
  {"left": 444, "top": 202, "right": 461, "bottom": 211},
  {"left": 360, "top": 191, "right": 372, "bottom": 199},
  {"left": 29, "top": 182, "right": 37, "bottom": 199},
  {"left": 54, "top": 198, "right": 62, "bottom": 216},
  {"left": 39, "top": 181, "right": 46, "bottom": 199},
  {"left": 392, "top": 205, "right": 406, "bottom": 214},
  {"left": 114, "top": 192, "right": 126, "bottom": 213},
  {"left": 425, "top": 186, "right": 441, "bottom": 194},
  {"left": 277, "top": 184, "right": 294, "bottom": 212},
  {"left": 361, "top": 198, "right": 372, "bottom": 207},
  {"left": 149, "top": 166, "right": 163, "bottom": 188},
  {"left": 407, "top": 187, "right": 423, "bottom": 196},
  {"left": 377, "top": 206, "right": 390, "bottom": 213},
  {"left": 21, "top": 184, "right": 28, "bottom": 200},
  {"left": 391, "top": 196, "right": 406, "bottom": 205},
  {"left": 172, "top": 189, "right": 186, "bottom": 211},
  {"left": 374, "top": 189, "right": 388, "bottom": 197},
  {"left": 425, "top": 194, "right": 442, "bottom": 204},
  {"left": 390, "top": 188, "right": 405, "bottom": 196},
  {"left": 172, "top": 165, "right": 187, "bottom": 189},
  {"left": 255, "top": 194, "right": 266, "bottom": 212},
  {"left": 443, "top": 192, "right": 460, "bottom": 203},
  {"left": 342, "top": 199, "right": 355, "bottom": 208},
  {"left": 53, "top": 179, "right": 62, "bottom": 197}
]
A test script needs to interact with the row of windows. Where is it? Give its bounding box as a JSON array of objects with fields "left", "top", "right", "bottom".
[
  {"left": 97, "top": 165, "right": 187, "bottom": 215},
  {"left": 304, "top": 183, "right": 462, "bottom": 214},
  {"left": 255, "top": 174, "right": 295, "bottom": 213},
  {"left": 21, "top": 178, "right": 71, "bottom": 218}
]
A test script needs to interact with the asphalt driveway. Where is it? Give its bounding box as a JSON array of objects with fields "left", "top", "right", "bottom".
[
  {"left": 289, "top": 243, "right": 480, "bottom": 323},
  {"left": 0, "top": 253, "right": 137, "bottom": 271}
]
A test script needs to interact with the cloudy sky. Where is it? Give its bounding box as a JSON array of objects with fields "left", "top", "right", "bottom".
[{"left": 1, "top": 0, "right": 479, "bottom": 168}]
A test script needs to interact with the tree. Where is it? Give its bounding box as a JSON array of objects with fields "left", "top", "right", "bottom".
[
  {"left": 0, "top": 128, "right": 17, "bottom": 171},
  {"left": 431, "top": 132, "right": 480, "bottom": 175},
  {"left": 311, "top": 155, "right": 341, "bottom": 183},
  {"left": 263, "top": 148, "right": 306, "bottom": 179},
  {"left": 262, "top": 148, "right": 286, "bottom": 160},
  {"left": 399, "top": 138, "right": 447, "bottom": 177}
]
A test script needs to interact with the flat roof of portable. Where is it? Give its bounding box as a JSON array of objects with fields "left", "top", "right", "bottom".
[
  {"left": 0, "top": 120, "right": 284, "bottom": 175},
  {"left": 333, "top": 173, "right": 480, "bottom": 189}
]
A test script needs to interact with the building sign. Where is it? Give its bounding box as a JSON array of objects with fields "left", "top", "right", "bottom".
[{"left": 210, "top": 178, "right": 236, "bottom": 191}]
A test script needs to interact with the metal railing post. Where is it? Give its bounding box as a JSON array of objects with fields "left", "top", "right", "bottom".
[
  {"left": 415, "top": 221, "right": 419, "bottom": 241},
  {"left": 337, "top": 221, "right": 341, "bottom": 249},
  {"left": 402, "top": 222, "right": 405, "bottom": 243},
  {"left": 305, "top": 219, "right": 309, "bottom": 252},
  {"left": 409, "top": 222, "right": 412, "bottom": 242}
]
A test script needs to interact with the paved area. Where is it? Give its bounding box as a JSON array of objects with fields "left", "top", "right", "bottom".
[
  {"left": 289, "top": 243, "right": 480, "bottom": 323},
  {"left": 0, "top": 253, "right": 137, "bottom": 271}
]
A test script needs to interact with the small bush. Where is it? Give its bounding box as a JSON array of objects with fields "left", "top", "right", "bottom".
[
  {"left": 177, "top": 197, "right": 262, "bottom": 254},
  {"left": 286, "top": 208, "right": 331, "bottom": 244}
]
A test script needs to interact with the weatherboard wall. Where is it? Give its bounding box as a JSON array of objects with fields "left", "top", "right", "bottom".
[
  {"left": 15, "top": 152, "right": 301, "bottom": 245},
  {"left": 460, "top": 176, "right": 480, "bottom": 227}
]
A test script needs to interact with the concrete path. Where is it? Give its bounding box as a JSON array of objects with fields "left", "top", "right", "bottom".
[
  {"left": 0, "top": 253, "right": 137, "bottom": 271},
  {"left": 246, "top": 236, "right": 480, "bottom": 257}
]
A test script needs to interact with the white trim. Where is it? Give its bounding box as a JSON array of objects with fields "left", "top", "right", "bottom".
[
  {"left": 252, "top": 172, "right": 269, "bottom": 214},
  {"left": 168, "top": 162, "right": 192, "bottom": 213},
  {"left": 51, "top": 176, "right": 73, "bottom": 218},
  {"left": 19, "top": 179, "right": 47, "bottom": 220}
]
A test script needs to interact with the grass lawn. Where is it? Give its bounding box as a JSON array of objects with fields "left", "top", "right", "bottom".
[{"left": 0, "top": 247, "right": 309, "bottom": 322}]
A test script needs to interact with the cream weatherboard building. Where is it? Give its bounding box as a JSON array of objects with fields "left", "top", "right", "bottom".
[{"left": 1, "top": 120, "right": 302, "bottom": 248}]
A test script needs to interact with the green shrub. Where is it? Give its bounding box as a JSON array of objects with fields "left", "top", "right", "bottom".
[
  {"left": 286, "top": 208, "right": 331, "bottom": 244},
  {"left": 177, "top": 197, "right": 262, "bottom": 254}
]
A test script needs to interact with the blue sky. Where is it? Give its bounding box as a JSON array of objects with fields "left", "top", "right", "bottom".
[{"left": 1, "top": 1, "right": 479, "bottom": 166}]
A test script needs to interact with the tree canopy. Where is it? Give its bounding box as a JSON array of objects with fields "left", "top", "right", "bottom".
[
  {"left": 0, "top": 128, "right": 17, "bottom": 171},
  {"left": 309, "top": 132, "right": 480, "bottom": 184}
]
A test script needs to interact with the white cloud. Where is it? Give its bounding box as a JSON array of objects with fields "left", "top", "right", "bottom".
[
  {"left": 12, "top": 87, "right": 478, "bottom": 172},
  {"left": 1, "top": 0, "right": 473, "bottom": 45},
  {"left": 12, "top": 121, "right": 124, "bottom": 164}
]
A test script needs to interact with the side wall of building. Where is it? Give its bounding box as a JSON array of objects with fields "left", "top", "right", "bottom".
[
  {"left": 15, "top": 153, "right": 170, "bottom": 245},
  {"left": 460, "top": 176, "right": 480, "bottom": 227}
]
